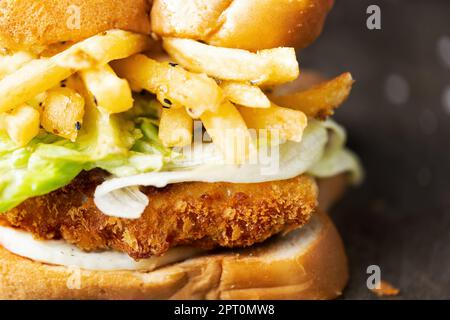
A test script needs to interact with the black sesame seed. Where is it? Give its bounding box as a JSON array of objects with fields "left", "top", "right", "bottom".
[
  {"left": 93, "top": 96, "right": 98, "bottom": 105},
  {"left": 162, "top": 105, "right": 171, "bottom": 109},
  {"left": 75, "top": 122, "right": 81, "bottom": 131},
  {"left": 163, "top": 98, "right": 172, "bottom": 106},
  {"left": 169, "top": 62, "right": 178, "bottom": 67}
]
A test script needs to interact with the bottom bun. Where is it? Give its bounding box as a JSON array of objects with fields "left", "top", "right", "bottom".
[{"left": 0, "top": 210, "right": 348, "bottom": 300}]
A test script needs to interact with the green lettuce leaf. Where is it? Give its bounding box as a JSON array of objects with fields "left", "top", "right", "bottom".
[
  {"left": 307, "top": 120, "right": 364, "bottom": 184},
  {"left": 0, "top": 94, "right": 167, "bottom": 213}
]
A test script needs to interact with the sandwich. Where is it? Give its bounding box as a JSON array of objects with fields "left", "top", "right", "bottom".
[{"left": 0, "top": 0, "right": 362, "bottom": 300}]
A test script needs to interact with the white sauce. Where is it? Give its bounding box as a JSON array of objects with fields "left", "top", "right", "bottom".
[{"left": 0, "top": 226, "right": 202, "bottom": 271}]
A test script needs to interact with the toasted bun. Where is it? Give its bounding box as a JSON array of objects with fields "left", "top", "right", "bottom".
[
  {"left": 317, "top": 174, "right": 348, "bottom": 212},
  {"left": 0, "top": 0, "right": 151, "bottom": 51},
  {"left": 151, "top": 0, "right": 333, "bottom": 51},
  {"left": 0, "top": 211, "right": 347, "bottom": 300},
  {"left": 0, "top": 0, "right": 331, "bottom": 53}
]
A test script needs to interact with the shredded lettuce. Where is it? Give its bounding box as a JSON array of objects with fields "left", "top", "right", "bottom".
[
  {"left": 307, "top": 120, "right": 364, "bottom": 184},
  {"left": 0, "top": 94, "right": 168, "bottom": 213}
]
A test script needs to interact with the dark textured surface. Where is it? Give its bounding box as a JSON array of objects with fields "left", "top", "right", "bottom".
[{"left": 301, "top": 0, "right": 450, "bottom": 299}]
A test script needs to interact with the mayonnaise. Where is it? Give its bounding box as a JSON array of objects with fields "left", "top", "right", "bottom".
[{"left": 0, "top": 226, "right": 203, "bottom": 271}]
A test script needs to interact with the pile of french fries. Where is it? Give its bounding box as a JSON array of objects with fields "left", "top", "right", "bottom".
[
  {"left": 0, "top": 30, "right": 151, "bottom": 145},
  {"left": 0, "top": 29, "right": 353, "bottom": 164}
]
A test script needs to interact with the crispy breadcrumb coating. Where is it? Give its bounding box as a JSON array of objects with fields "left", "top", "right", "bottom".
[{"left": 1, "top": 171, "right": 318, "bottom": 260}]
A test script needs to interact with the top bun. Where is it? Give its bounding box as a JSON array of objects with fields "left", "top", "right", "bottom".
[
  {"left": 151, "top": 0, "right": 334, "bottom": 51},
  {"left": 0, "top": 0, "right": 152, "bottom": 51},
  {"left": 0, "top": 0, "right": 332, "bottom": 53}
]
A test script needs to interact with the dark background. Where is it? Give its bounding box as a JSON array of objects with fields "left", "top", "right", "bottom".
[{"left": 301, "top": 0, "right": 450, "bottom": 299}]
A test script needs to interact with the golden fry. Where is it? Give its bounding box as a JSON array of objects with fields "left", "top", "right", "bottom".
[
  {"left": 80, "top": 64, "right": 133, "bottom": 114},
  {"left": 112, "top": 54, "right": 224, "bottom": 117},
  {"left": 270, "top": 73, "right": 354, "bottom": 119},
  {"left": 0, "top": 51, "right": 35, "bottom": 79},
  {"left": 220, "top": 81, "right": 270, "bottom": 108},
  {"left": 239, "top": 104, "right": 307, "bottom": 143},
  {"left": 163, "top": 38, "right": 299, "bottom": 86},
  {"left": 159, "top": 107, "right": 193, "bottom": 147},
  {"left": 0, "top": 30, "right": 151, "bottom": 113},
  {"left": 201, "top": 101, "right": 255, "bottom": 164},
  {"left": 41, "top": 87, "right": 85, "bottom": 141},
  {"left": 2, "top": 104, "right": 40, "bottom": 146}
]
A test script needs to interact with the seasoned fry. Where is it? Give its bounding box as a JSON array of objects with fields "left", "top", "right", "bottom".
[
  {"left": 41, "top": 87, "right": 85, "bottom": 142},
  {"left": 201, "top": 101, "right": 255, "bottom": 164},
  {"left": 56, "top": 30, "right": 153, "bottom": 69},
  {"left": 0, "top": 51, "right": 35, "bottom": 79},
  {"left": 80, "top": 64, "right": 133, "bottom": 114},
  {"left": 163, "top": 38, "right": 299, "bottom": 86},
  {"left": 220, "top": 81, "right": 271, "bottom": 108},
  {"left": 158, "top": 107, "right": 193, "bottom": 147},
  {"left": 239, "top": 104, "right": 307, "bottom": 143},
  {"left": 112, "top": 54, "right": 224, "bottom": 117},
  {"left": 2, "top": 104, "right": 40, "bottom": 146},
  {"left": 270, "top": 73, "right": 354, "bottom": 119},
  {"left": 0, "top": 30, "right": 151, "bottom": 113}
]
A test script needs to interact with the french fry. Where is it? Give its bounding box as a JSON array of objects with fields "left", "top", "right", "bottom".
[
  {"left": 2, "top": 104, "right": 40, "bottom": 146},
  {"left": 112, "top": 54, "right": 224, "bottom": 117},
  {"left": 201, "top": 101, "right": 255, "bottom": 164},
  {"left": 0, "top": 51, "right": 35, "bottom": 79},
  {"left": 80, "top": 64, "right": 134, "bottom": 114},
  {"left": 158, "top": 107, "right": 193, "bottom": 147},
  {"left": 41, "top": 87, "right": 85, "bottom": 141},
  {"left": 0, "top": 30, "right": 151, "bottom": 113},
  {"left": 270, "top": 73, "right": 354, "bottom": 119},
  {"left": 220, "top": 81, "right": 271, "bottom": 108},
  {"left": 163, "top": 38, "right": 299, "bottom": 86},
  {"left": 239, "top": 104, "right": 307, "bottom": 143}
]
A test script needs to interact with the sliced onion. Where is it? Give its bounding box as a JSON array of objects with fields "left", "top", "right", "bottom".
[
  {"left": 94, "top": 120, "right": 330, "bottom": 219},
  {"left": 94, "top": 185, "right": 148, "bottom": 219}
]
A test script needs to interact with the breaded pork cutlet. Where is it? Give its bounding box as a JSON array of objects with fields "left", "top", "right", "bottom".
[{"left": 1, "top": 171, "right": 318, "bottom": 260}]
